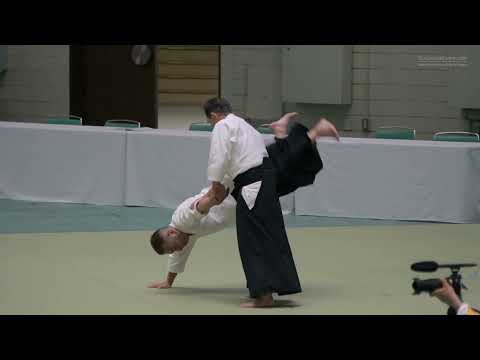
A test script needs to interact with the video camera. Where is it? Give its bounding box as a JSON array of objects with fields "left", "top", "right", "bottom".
[{"left": 411, "top": 261, "right": 477, "bottom": 315}]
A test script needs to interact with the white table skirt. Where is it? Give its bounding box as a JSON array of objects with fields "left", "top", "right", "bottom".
[
  {"left": 0, "top": 122, "right": 127, "bottom": 205},
  {"left": 294, "top": 137, "right": 480, "bottom": 223},
  {"left": 124, "top": 128, "right": 295, "bottom": 213},
  {"left": 2, "top": 123, "right": 478, "bottom": 222}
]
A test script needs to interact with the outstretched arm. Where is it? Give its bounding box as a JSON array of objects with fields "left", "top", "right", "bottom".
[
  {"left": 148, "top": 235, "right": 199, "bottom": 289},
  {"left": 148, "top": 191, "right": 236, "bottom": 289},
  {"left": 197, "top": 184, "right": 230, "bottom": 212}
]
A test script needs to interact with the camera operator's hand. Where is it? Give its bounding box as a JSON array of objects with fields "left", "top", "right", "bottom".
[{"left": 430, "top": 278, "right": 463, "bottom": 311}]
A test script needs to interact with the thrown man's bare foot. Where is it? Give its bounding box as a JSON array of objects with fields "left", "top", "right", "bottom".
[
  {"left": 240, "top": 293, "right": 274, "bottom": 308},
  {"left": 308, "top": 118, "right": 340, "bottom": 142},
  {"left": 262, "top": 112, "right": 298, "bottom": 139}
]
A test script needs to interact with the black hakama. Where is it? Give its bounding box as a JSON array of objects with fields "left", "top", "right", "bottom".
[
  {"left": 230, "top": 122, "right": 323, "bottom": 299},
  {"left": 232, "top": 157, "right": 301, "bottom": 298},
  {"left": 267, "top": 122, "right": 323, "bottom": 197}
]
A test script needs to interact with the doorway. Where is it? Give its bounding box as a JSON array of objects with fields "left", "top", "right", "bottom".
[{"left": 70, "top": 45, "right": 157, "bottom": 128}]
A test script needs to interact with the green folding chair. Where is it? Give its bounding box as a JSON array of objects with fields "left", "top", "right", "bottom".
[
  {"left": 189, "top": 122, "right": 214, "bottom": 132},
  {"left": 47, "top": 115, "right": 83, "bottom": 126},
  {"left": 105, "top": 120, "right": 140, "bottom": 129},
  {"left": 375, "top": 126, "right": 416, "bottom": 140},
  {"left": 465, "top": 112, "right": 480, "bottom": 134},
  {"left": 433, "top": 131, "right": 480, "bottom": 142}
]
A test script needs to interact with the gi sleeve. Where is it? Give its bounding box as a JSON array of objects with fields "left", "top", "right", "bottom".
[{"left": 208, "top": 121, "right": 233, "bottom": 182}]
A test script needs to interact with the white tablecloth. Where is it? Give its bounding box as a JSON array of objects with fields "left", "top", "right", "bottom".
[
  {"left": 295, "top": 137, "right": 480, "bottom": 223},
  {"left": 0, "top": 122, "right": 127, "bottom": 205},
  {"left": 2, "top": 123, "right": 478, "bottom": 222},
  {"left": 124, "top": 129, "right": 295, "bottom": 213}
]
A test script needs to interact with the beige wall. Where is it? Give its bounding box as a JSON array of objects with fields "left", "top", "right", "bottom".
[
  {"left": 0, "top": 45, "right": 471, "bottom": 134},
  {"left": 0, "top": 45, "right": 69, "bottom": 123},
  {"left": 221, "top": 45, "right": 466, "bottom": 134}
]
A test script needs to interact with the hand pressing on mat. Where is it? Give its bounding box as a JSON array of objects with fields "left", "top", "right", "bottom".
[
  {"left": 148, "top": 281, "right": 171, "bottom": 289},
  {"left": 148, "top": 272, "right": 177, "bottom": 289}
]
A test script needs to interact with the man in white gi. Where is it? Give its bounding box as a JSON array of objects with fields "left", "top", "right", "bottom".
[{"left": 203, "top": 97, "right": 304, "bottom": 308}]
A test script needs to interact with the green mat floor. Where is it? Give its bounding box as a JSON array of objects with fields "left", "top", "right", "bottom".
[
  {"left": 0, "top": 199, "right": 432, "bottom": 234},
  {"left": 1, "top": 225, "right": 479, "bottom": 314}
]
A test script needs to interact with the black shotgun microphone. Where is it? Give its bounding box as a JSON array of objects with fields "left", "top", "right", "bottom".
[
  {"left": 411, "top": 261, "right": 438, "bottom": 272},
  {"left": 411, "top": 261, "right": 477, "bottom": 272},
  {"left": 410, "top": 261, "right": 477, "bottom": 314}
]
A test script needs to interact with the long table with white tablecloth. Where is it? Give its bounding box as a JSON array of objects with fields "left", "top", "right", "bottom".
[
  {"left": 294, "top": 137, "right": 480, "bottom": 223},
  {"left": 124, "top": 128, "right": 294, "bottom": 213},
  {"left": 1, "top": 122, "right": 479, "bottom": 222},
  {"left": 0, "top": 122, "right": 127, "bottom": 205},
  {"left": 0, "top": 123, "right": 293, "bottom": 213}
]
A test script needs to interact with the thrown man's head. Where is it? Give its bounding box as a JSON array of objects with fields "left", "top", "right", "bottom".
[{"left": 150, "top": 227, "right": 190, "bottom": 255}]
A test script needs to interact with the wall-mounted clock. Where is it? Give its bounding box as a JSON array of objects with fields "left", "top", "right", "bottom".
[{"left": 131, "top": 45, "right": 153, "bottom": 66}]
